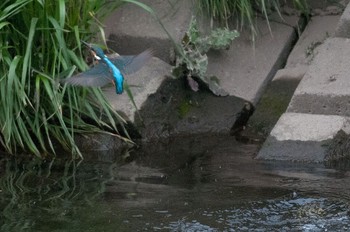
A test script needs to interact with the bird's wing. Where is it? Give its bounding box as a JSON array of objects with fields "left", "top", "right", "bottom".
[
  {"left": 111, "top": 49, "right": 153, "bottom": 75},
  {"left": 62, "top": 63, "right": 114, "bottom": 87}
]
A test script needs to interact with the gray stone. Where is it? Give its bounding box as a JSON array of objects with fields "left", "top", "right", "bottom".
[
  {"left": 269, "top": 113, "right": 350, "bottom": 141},
  {"left": 135, "top": 78, "right": 251, "bottom": 140},
  {"left": 287, "top": 38, "right": 350, "bottom": 116},
  {"left": 272, "top": 67, "right": 307, "bottom": 82},
  {"left": 75, "top": 133, "right": 125, "bottom": 151},
  {"left": 206, "top": 16, "right": 298, "bottom": 105},
  {"left": 335, "top": 1, "right": 350, "bottom": 37},
  {"left": 102, "top": 56, "right": 251, "bottom": 140},
  {"left": 257, "top": 113, "right": 350, "bottom": 162},
  {"left": 285, "top": 0, "right": 348, "bottom": 12},
  {"left": 244, "top": 68, "right": 304, "bottom": 137},
  {"left": 258, "top": 139, "right": 328, "bottom": 162},
  {"left": 104, "top": 0, "right": 193, "bottom": 63},
  {"left": 103, "top": 57, "right": 172, "bottom": 123},
  {"left": 286, "top": 15, "right": 340, "bottom": 68}
]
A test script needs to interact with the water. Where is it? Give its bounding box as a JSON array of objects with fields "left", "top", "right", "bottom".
[{"left": 0, "top": 135, "right": 350, "bottom": 231}]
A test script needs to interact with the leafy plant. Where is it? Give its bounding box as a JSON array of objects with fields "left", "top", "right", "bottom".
[
  {"left": 0, "top": 0, "right": 129, "bottom": 158},
  {"left": 172, "top": 17, "right": 239, "bottom": 96}
]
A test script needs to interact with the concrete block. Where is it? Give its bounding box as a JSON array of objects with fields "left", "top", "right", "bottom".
[
  {"left": 206, "top": 16, "right": 298, "bottom": 105},
  {"left": 287, "top": 38, "right": 350, "bottom": 116},
  {"left": 272, "top": 67, "right": 307, "bottom": 81},
  {"left": 335, "top": 2, "right": 350, "bottom": 37},
  {"left": 104, "top": 0, "right": 193, "bottom": 63},
  {"left": 294, "top": 0, "right": 334, "bottom": 10},
  {"left": 103, "top": 57, "right": 172, "bottom": 123},
  {"left": 257, "top": 113, "right": 350, "bottom": 162},
  {"left": 285, "top": 0, "right": 348, "bottom": 12},
  {"left": 286, "top": 15, "right": 340, "bottom": 68},
  {"left": 102, "top": 56, "right": 251, "bottom": 140},
  {"left": 244, "top": 67, "right": 304, "bottom": 137}
]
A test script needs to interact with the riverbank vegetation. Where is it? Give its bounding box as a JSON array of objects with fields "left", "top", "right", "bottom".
[
  {"left": 196, "top": 0, "right": 309, "bottom": 37},
  {"left": 0, "top": 0, "right": 126, "bottom": 158},
  {"left": 0, "top": 0, "right": 310, "bottom": 158}
]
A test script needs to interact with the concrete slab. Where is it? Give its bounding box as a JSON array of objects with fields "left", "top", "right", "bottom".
[
  {"left": 335, "top": 2, "right": 350, "bottom": 38},
  {"left": 103, "top": 57, "right": 172, "bottom": 123},
  {"left": 287, "top": 37, "right": 350, "bottom": 116},
  {"left": 285, "top": 0, "right": 348, "bottom": 11},
  {"left": 104, "top": 0, "right": 193, "bottom": 63},
  {"left": 206, "top": 16, "right": 298, "bottom": 105},
  {"left": 242, "top": 68, "right": 303, "bottom": 138},
  {"left": 286, "top": 15, "right": 341, "bottom": 68},
  {"left": 272, "top": 67, "right": 307, "bottom": 82},
  {"left": 102, "top": 56, "right": 251, "bottom": 141},
  {"left": 270, "top": 113, "right": 350, "bottom": 141},
  {"left": 257, "top": 113, "right": 350, "bottom": 162}
]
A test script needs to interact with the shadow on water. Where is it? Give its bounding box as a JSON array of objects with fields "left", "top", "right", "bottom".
[{"left": 1, "top": 135, "right": 350, "bottom": 231}]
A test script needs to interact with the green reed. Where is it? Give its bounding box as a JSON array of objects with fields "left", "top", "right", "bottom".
[
  {"left": 0, "top": 0, "right": 130, "bottom": 158},
  {"left": 196, "top": 0, "right": 309, "bottom": 36}
]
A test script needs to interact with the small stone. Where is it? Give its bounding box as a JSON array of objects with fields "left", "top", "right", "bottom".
[{"left": 325, "top": 6, "right": 343, "bottom": 15}]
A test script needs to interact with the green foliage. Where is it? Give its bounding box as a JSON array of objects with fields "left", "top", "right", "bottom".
[
  {"left": 178, "top": 100, "right": 192, "bottom": 118},
  {"left": 196, "top": 0, "right": 310, "bottom": 37},
  {"left": 0, "top": 0, "right": 127, "bottom": 158},
  {"left": 292, "top": 0, "right": 310, "bottom": 15},
  {"left": 173, "top": 17, "right": 239, "bottom": 96}
]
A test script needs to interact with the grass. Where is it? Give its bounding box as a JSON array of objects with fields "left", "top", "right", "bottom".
[
  {"left": 0, "top": 0, "right": 129, "bottom": 158},
  {"left": 1, "top": 0, "right": 310, "bottom": 158},
  {"left": 196, "top": 0, "right": 309, "bottom": 38}
]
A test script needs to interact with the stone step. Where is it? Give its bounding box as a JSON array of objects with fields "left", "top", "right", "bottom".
[
  {"left": 103, "top": 57, "right": 172, "bottom": 123},
  {"left": 256, "top": 4, "right": 349, "bottom": 162},
  {"left": 256, "top": 112, "right": 350, "bottom": 162},
  {"left": 104, "top": 0, "right": 193, "bottom": 64},
  {"left": 286, "top": 15, "right": 341, "bottom": 69},
  {"left": 100, "top": 2, "right": 302, "bottom": 140},
  {"left": 206, "top": 15, "right": 299, "bottom": 105},
  {"left": 335, "top": 1, "right": 350, "bottom": 38},
  {"left": 287, "top": 37, "right": 350, "bottom": 116}
]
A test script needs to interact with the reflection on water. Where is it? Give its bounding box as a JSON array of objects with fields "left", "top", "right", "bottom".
[
  {"left": 0, "top": 136, "right": 350, "bottom": 231},
  {"left": 0, "top": 156, "right": 118, "bottom": 231}
]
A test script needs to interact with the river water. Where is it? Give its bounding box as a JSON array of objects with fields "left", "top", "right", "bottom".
[{"left": 0, "top": 135, "right": 349, "bottom": 231}]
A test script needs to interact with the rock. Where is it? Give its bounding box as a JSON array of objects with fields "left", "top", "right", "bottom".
[
  {"left": 324, "top": 130, "right": 350, "bottom": 169},
  {"left": 135, "top": 78, "right": 250, "bottom": 140}
]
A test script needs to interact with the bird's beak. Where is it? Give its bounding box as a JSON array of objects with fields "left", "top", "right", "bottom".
[
  {"left": 92, "top": 51, "right": 101, "bottom": 60},
  {"left": 80, "top": 40, "right": 91, "bottom": 48}
]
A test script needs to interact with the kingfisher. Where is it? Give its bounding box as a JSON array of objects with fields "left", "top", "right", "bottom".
[{"left": 62, "top": 41, "right": 153, "bottom": 94}]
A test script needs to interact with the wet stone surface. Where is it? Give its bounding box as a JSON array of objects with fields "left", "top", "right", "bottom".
[
  {"left": 324, "top": 129, "right": 350, "bottom": 168},
  {"left": 134, "top": 78, "right": 251, "bottom": 141}
]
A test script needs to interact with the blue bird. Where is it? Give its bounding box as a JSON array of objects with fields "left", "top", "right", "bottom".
[{"left": 62, "top": 41, "right": 153, "bottom": 94}]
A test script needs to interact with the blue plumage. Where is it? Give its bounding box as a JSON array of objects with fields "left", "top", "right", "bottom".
[{"left": 62, "top": 41, "right": 153, "bottom": 94}]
